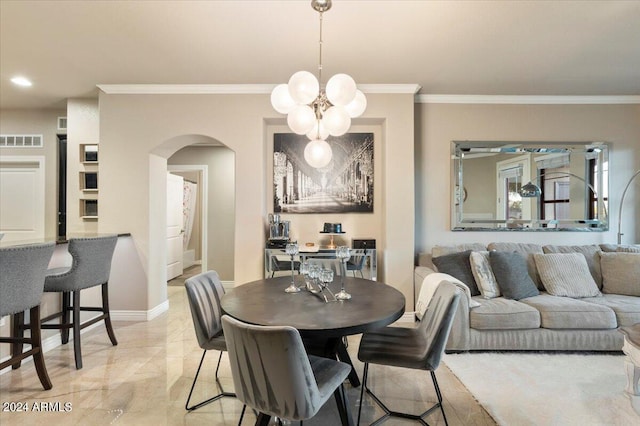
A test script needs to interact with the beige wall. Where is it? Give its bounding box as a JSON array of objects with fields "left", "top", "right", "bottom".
[
  {"left": 67, "top": 98, "right": 100, "bottom": 234},
  {"left": 169, "top": 145, "right": 235, "bottom": 281},
  {"left": 0, "top": 108, "right": 65, "bottom": 239},
  {"left": 416, "top": 103, "right": 640, "bottom": 254},
  {"left": 98, "top": 92, "right": 415, "bottom": 311}
]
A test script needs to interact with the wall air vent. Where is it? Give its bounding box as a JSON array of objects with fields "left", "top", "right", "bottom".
[
  {"left": 0, "top": 134, "right": 44, "bottom": 148},
  {"left": 58, "top": 117, "right": 68, "bottom": 131}
]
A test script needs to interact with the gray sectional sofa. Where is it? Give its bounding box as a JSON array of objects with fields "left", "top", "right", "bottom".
[{"left": 414, "top": 243, "right": 640, "bottom": 352}]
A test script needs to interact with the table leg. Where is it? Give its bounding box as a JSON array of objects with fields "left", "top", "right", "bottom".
[{"left": 337, "top": 340, "right": 360, "bottom": 387}]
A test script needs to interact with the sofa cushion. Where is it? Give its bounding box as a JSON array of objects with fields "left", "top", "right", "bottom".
[
  {"left": 470, "top": 251, "right": 501, "bottom": 299},
  {"left": 600, "top": 252, "right": 640, "bottom": 296},
  {"left": 581, "top": 294, "right": 640, "bottom": 327},
  {"left": 432, "top": 250, "right": 480, "bottom": 296},
  {"left": 488, "top": 242, "right": 544, "bottom": 288},
  {"left": 489, "top": 251, "right": 540, "bottom": 300},
  {"left": 469, "top": 297, "right": 540, "bottom": 330},
  {"left": 520, "top": 294, "right": 617, "bottom": 329},
  {"left": 432, "top": 243, "right": 487, "bottom": 258},
  {"left": 617, "top": 245, "right": 640, "bottom": 253},
  {"left": 533, "top": 253, "right": 601, "bottom": 298},
  {"left": 600, "top": 244, "right": 640, "bottom": 253},
  {"left": 542, "top": 244, "right": 602, "bottom": 288}
]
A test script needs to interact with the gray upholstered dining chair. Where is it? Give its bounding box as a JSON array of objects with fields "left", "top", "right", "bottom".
[
  {"left": 41, "top": 235, "right": 118, "bottom": 369},
  {"left": 221, "top": 314, "right": 353, "bottom": 426},
  {"left": 184, "top": 270, "right": 236, "bottom": 411},
  {"left": 357, "top": 281, "right": 462, "bottom": 426},
  {"left": 0, "top": 242, "right": 55, "bottom": 390}
]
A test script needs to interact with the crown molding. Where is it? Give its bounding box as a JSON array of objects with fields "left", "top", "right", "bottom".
[
  {"left": 416, "top": 94, "right": 640, "bottom": 104},
  {"left": 97, "top": 84, "right": 422, "bottom": 95}
]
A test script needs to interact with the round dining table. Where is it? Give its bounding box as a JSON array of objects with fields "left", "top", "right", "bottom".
[
  {"left": 221, "top": 275, "right": 405, "bottom": 425},
  {"left": 221, "top": 275, "right": 405, "bottom": 338},
  {"left": 221, "top": 275, "right": 405, "bottom": 387}
]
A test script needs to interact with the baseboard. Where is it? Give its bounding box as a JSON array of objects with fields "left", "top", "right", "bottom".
[
  {"left": 221, "top": 281, "right": 234, "bottom": 292},
  {"left": 111, "top": 299, "right": 170, "bottom": 322}
]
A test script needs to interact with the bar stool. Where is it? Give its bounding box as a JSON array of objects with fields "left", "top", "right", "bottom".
[
  {"left": 41, "top": 235, "right": 118, "bottom": 369},
  {"left": 0, "top": 242, "right": 55, "bottom": 390}
]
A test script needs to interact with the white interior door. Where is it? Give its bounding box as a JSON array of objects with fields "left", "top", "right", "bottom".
[
  {"left": 167, "top": 173, "right": 184, "bottom": 280},
  {"left": 0, "top": 156, "right": 45, "bottom": 242}
]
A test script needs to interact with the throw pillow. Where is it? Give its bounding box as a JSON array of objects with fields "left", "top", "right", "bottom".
[
  {"left": 542, "top": 244, "right": 602, "bottom": 288},
  {"left": 600, "top": 252, "right": 640, "bottom": 296},
  {"left": 489, "top": 251, "right": 540, "bottom": 300},
  {"left": 617, "top": 245, "right": 640, "bottom": 253},
  {"left": 488, "top": 242, "right": 544, "bottom": 288},
  {"left": 432, "top": 250, "right": 480, "bottom": 296},
  {"left": 533, "top": 253, "right": 601, "bottom": 298},
  {"left": 469, "top": 251, "right": 501, "bottom": 299}
]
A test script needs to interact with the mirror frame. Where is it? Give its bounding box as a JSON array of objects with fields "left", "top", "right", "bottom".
[{"left": 452, "top": 141, "right": 610, "bottom": 232}]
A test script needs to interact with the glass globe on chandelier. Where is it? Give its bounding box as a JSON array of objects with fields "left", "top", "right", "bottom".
[{"left": 270, "top": 0, "right": 367, "bottom": 168}]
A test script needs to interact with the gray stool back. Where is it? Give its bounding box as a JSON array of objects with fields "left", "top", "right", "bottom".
[
  {"left": 42, "top": 235, "right": 118, "bottom": 369},
  {"left": 44, "top": 235, "right": 117, "bottom": 292},
  {"left": 0, "top": 242, "right": 55, "bottom": 390}
]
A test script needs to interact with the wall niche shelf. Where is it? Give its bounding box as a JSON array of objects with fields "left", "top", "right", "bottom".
[
  {"left": 80, "top": 199, "right": 98, "bottom": 219},
  {"left": 80, "top": 171, "right": 98, "bottom": 192},
  {"left": 80, "top": 144, "right": 99, "bottom": 163}
]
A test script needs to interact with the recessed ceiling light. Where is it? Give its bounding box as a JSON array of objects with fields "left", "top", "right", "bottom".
[{"left": 11, "top": 76, "right": 32, "bottom": 87}]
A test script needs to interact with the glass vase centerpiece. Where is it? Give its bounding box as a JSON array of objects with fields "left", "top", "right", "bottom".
[
  {"left": 335, "top": 246, "right": 352, "bottom": 300},
  {"left": 284, "top": 242, "right": 300, "bottom": 293}
]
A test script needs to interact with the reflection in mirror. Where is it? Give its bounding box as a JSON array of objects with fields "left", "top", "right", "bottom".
[{"left": 452, "top": 141, "right": 609, "bottom": 231}]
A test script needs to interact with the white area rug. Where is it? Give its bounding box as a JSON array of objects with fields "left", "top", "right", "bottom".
[{"left": 443, "top": 352, "right": 640, "bottom": 425}]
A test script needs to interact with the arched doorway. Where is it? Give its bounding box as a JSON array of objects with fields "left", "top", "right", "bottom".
[{"left": 149, "top": 134, "right": 236, "bottom": 299}]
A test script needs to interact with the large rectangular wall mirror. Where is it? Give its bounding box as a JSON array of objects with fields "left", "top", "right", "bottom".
[{"left": 452, "top": 141, "right": 609, "bottom": 231}]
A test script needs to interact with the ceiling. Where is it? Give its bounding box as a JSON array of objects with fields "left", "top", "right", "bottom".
[{"left": 1, "top": 0, "right": 639, "bottom": 110}]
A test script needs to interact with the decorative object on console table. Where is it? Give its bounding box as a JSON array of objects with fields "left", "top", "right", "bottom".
[
  {"left": 617, "top": 169, "right": 640, "bottom": 244},
  {"left": 320, "top": 223, "right": 344, "bottom": 249}
]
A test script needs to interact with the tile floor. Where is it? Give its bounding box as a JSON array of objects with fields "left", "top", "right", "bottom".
[{"left": 1, "top": 274, "right": 495, "bottom": 425}]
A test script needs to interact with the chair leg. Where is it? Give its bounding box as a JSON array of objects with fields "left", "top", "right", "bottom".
[
  {"left": 238, "top": 405, "right": 246, "bottom": 426},
  {"left": 361, "top": 365, "right": 445, "bottom": 426},
  {"left": 333, "top": 383, "right": 353, "bottom": 426},
  {"left": 29, "top": 305, "right": 52, "bottom": 390},
  {"left": 72, "top": 290, "right": 83, "bottom": 369},
  {"left": 61, "top": 292, "right": 71, "bottom": 344},
  {"left": 11, "top": 311, "right": 24, "bottom": 369},
  {"left": 101, "top": 282, "right": 118, "bottom": 346},
  {"left": 357, "top": 362, "right": 369, "bottom": 425},
  {"left": 186, "top": 349, "right": 235, "bottom": 411},
  {"left": 431, "top": 370, "right": 448, "bottom": 426}
]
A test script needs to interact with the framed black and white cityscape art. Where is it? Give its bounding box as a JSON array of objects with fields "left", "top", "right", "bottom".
[{"left": 273, "top": 132, "right": 374, "bottom": 214}]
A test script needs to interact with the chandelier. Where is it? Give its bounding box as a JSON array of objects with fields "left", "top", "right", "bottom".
[{"left": 271, "top": 0, "right": 367, "bottom": 168}]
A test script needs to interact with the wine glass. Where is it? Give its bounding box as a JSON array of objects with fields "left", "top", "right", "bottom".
[
  {"left": 299, "top": 261, "right": 310, "bottom": 290},
  {"left": 284, "top": 243, "right": 300, "bottom": 293},
  {"left": 335, "top": 246, "right": 352, "bottom": 300},
  {"left": 319, "top": 268, "right": 335, "bottom": 302},
  {"left": 308, "top": 263, "right": 321, "bottom": 293}
]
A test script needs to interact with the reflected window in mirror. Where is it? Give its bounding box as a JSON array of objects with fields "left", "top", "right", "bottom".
[{"left": 452, "top": 141, "right": 610, "bottom": 231}]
